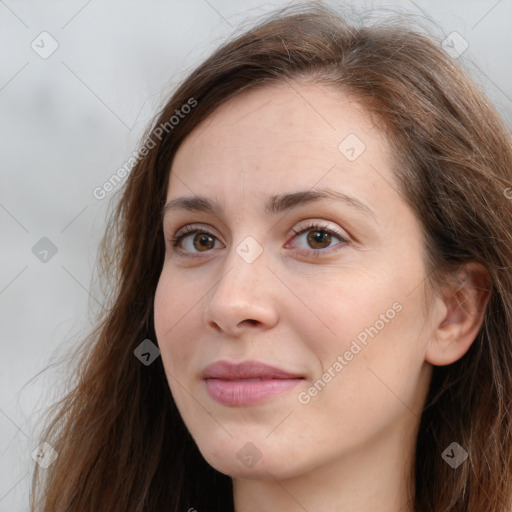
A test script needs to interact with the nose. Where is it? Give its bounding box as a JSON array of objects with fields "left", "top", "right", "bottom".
[{"left": 204, "top": 244, "right": 280, "bottom": 336}]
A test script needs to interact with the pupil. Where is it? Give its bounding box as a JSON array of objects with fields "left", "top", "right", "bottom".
[
  {"left": 308, "top": 230, "right": 330, "bottom": 248},
  {"left": 194, "top": 234, "right": 214, "bottom": 251}
]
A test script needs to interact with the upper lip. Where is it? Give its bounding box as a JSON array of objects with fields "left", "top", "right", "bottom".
[{"left": 202, "top": 360, "right": 303, "bottom": 380}]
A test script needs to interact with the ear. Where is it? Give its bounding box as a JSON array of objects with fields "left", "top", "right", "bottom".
[{"left": 425, "top": 262, "right": 492, "bottom": 366}]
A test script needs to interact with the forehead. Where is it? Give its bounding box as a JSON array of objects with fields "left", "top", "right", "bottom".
[{"left": 168, "top": 81, "right": 394, "bottom": 210}]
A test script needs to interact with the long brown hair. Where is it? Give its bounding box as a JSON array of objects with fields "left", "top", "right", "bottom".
[{"left": 31, "top": 2, "right": 512, "bottom": 511}]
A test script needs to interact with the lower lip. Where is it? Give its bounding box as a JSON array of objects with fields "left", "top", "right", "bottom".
[{"left": 205, "top": 378, "right": 303, "bottom": 406}]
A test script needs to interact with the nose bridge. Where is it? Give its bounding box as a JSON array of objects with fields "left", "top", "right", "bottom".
[
  {"left": 215, "top": 234, "right": 268, "bottom": 300},
  {"left": 204, "top": 233, "right": 278, "bottom": 332}
]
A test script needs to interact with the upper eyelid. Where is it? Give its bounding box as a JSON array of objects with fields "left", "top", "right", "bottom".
[
  {"left": 162, "top": 203, "right": 361, "bottom": 233},
  {"left": 169, "top": 220, "right": 345, "bottom": 238},
  {"left": 169, "top": 222, "right": 349, "bottom": 248}
]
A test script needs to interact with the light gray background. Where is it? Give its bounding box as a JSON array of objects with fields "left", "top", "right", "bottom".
[{"left": 1, "top": 1, "right": 511, "bottom": 510}]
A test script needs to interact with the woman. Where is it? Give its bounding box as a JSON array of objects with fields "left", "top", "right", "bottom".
[{"left": 31, "top": 2, "right": 512, "bottom": 511}]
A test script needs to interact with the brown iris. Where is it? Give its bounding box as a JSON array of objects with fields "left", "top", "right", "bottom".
[
  {"left": 193, "top": 233, "right": 215, "bottom": 252},
  {"left": 307, "top": 229, "right": 331, "bottom": 249}
]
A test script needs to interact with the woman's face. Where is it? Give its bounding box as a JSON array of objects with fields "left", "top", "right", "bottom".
[{"left": 154, "top": 82, "right": 438, "bottom": 480}]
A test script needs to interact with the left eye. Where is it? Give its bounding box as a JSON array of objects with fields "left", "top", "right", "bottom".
[
  {"left": 290, "top": 223, "right": 349, "bottom": 253},
  {"left": 169, "top": 223, "right": 349, "bottom": 256}
]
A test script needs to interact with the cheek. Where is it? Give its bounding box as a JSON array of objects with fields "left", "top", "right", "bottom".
[
  {"left": 153, "top": 275, "right": 171, "bottom": 348},
  {"left": 294, "top": 304, "right": 427, "bottom": 448},
  {"left": 154, "top": 266, "right": 197, "bottom": 328},
  {"left": 290, "top": 268, "right": 405, "bottom": 351},
  {"left": 295, "top": 266, "right": 428, "bottom": 404},
  {"left": 153, "top": 272, "right": 199, "bottom": 372}
]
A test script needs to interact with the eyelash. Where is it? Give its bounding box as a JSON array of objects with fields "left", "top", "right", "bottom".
[{"left": 169, "top": 222, "right": 350, "bottom": 258}]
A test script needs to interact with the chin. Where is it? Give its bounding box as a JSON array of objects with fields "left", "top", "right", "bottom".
[{"left": 196, "top": 436, "right": 307, "bottom": 480}]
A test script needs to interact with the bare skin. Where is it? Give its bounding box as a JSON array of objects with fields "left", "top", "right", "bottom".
[{"left": 154, "top": 81, "right": 490, "bottom": 511}]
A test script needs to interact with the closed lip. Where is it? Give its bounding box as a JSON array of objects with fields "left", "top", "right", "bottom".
[{"left": 201, "top": 360, "right": 304, "bottom": 380}]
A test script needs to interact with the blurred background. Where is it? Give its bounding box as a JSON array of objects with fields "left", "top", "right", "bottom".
[{"left": 1, "top": 1, "right": 511, "bottom": 509}]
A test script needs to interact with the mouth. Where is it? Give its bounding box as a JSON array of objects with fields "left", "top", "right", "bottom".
[{"left": 202, "top": 360, "right": 304, "bottom": 406}]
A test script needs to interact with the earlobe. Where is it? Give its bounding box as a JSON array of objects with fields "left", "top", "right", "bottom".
[{"left": 425, "top": 263, "right": 492, "bottom": 367}]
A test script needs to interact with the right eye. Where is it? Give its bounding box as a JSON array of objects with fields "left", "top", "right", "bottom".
[{"left": 170, "top": 225, "right": 224, "bottom": 256}]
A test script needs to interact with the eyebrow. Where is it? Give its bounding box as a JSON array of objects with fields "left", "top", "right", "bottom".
[{"left": 161, "top": 188, "right": 377, "bottom": 221}]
